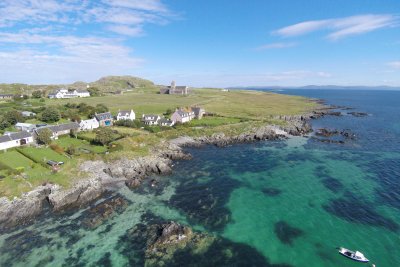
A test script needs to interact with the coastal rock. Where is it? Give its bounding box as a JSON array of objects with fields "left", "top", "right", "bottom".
[
  {"left": 0, "top": 185, "right": 54, "bottom": 231},
  {"left": 48, "top": 178, "right": 104, "bottom": 212},
  {"left": 348, "top": 111, "right": 368, "bottom": 117},
  {"left": 315, "top": 128, "right": 339, "bottom": 137},
  {"left": 82, "top": 195, "right": 128, "bottom": 229}
]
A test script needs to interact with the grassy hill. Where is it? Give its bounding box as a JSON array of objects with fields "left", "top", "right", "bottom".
[{"left": 0, "top": 75, "right": 156, "bottom": 95}]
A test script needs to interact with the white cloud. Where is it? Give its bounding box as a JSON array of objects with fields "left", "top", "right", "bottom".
[
  {"left": 107, "top": 25, "right": 143, "bottom": 36},
  {"left": 388, "top": 61, "right": 400, "bottom": 69},
  {"left": 0, "top": 0, "right": 172, "bottom": 83},
  {"left": 275, "top": 14, "right": 398, "bottom": 40},
  {"left": 0, "top": 32, "right": 144, "bottom": 84},
  {"left": 0, "top": 0, "right": 171, "bottom": 36},
  {"left": 256, "top": 42, "right": 297, "bottom": 50}
]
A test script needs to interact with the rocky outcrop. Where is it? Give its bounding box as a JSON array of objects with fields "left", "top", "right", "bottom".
[
  {"left": 82, "top": 195, "right": 128, "bottom": 229},
  {"left": 0, "top": 185, "right": 54, "bottom": 231},
  {"left": 48, "top": 178, "right": 103, "bottom": 212},
  {"left": 348, "top": 111, "right": 368, "bottom": 117}
]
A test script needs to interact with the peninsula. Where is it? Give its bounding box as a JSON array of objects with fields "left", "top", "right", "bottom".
[{"left": 0, "top": 76, "right": 323, "bottom": 230}]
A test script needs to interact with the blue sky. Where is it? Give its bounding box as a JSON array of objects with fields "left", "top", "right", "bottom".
[{"left": 0, "top": 0, "right": 399, "bottom": 87}]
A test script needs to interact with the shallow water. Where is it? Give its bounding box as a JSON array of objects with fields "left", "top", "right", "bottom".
[{"left": 0, "top": 89, "right": 399, "bottom": 267}]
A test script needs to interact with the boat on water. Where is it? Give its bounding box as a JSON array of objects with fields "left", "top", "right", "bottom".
[{"left": 338, "top": 247, "right": 369, "bottom": 263}]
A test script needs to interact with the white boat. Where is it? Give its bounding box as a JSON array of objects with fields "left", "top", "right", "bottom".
[{"left": 338, "top": 247, "right": 369, "bottom": 263}]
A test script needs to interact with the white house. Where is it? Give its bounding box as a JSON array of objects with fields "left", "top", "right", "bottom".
[
  {"left": 79, "top": 118, "right": 100, "bottom": 131},
  {"left": 0, "top": 131, "right": 34, "bottom": 151},
  {"left": 15, "top": 122, "right": 36, "bottom": 132},
  {"left": 142, "top": 114, "right": 160, "bottom": 125},
  {"left": 21, "top": 111, "right": 36, "bottom": 117},
  {"left": 76, "top": 90, "right": 90, "bottom": 98},
  {"left": 171, "top": 109, "right": 195, "bottom": 123},
  {"left": 48, "top": 89, "right": 90, "bottom": 99},
  {"left": 117, "top": 110, "right": 135, "bottom": 121}
]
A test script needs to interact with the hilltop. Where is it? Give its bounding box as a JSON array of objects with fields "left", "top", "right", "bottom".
[{"left": 0, "top": 75, "right": 156, "bottom": 95}]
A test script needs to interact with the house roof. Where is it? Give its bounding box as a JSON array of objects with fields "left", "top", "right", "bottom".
[
  {"left": 0, "top": 135, "right": 12, "bottom": 143},
  {"left": 191, "top": 107, "right": 204, "bottom": 115},
  {"left": 21, "top": 111, "right": 36, "bottom": 115},
  {"left": 9, "top": 131, "right": 32, "bottom": 140},
  {"left": 37, "top": 122, "right": 79, "bottom": 134},
  {"left": 95, "top": 112, "right": 113, "bottom": 121},
  {"left": 77, "top": 89, "right": 89, "bottom": 93},
  {"left": 0, "top": 131, "right": 32, "bottom": 143},
  {"left": 175, "top": 110, "right": 194, "bottom": 117},
  {"left": 142, "top": 114, "right": 159, "bottom": 122},
  {"left": 15, "top": 122, "right": 35, "bottom": 128},
  {"left": 48, "top": 122, "right": 79, "bottom": 132},
  {"left": 159, "top": 118, "right": 173, "bottom": 124}
]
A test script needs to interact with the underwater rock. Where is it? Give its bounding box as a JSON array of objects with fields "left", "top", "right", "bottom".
[
  {"left": 82, "top": 195, "right": 128, "bottom": 229},
  {"left": 119, "top": 219, "right": 292, "bottom": 267},
  {"left": 348, "top": 111, "right": 368, "bottom": 117},
  {"left": 274, "top": 221, "right": 304, "bottom": 245},
  {"left": 262, "top": 187, "right": 282, "bottom": 197},
  {"left": 315, "top": 128, "right": 339, "bottom": 137},
  {"left": 323, "top": 191, "right": 399, "bottom": 232}
]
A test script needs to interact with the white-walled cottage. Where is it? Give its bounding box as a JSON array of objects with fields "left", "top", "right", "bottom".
[
  {"left": 142, "top": 114, "right": 160, "bottom": 125},
  {"left": 0, "top": 131, "right": 34, "bottom": 150},
  {"left": 171, "top": 109, "right": 195, "bottom": 123},
  {"left": 80, "top": 118, "right": 100, "bottom": 131},
  {"left": 117, "top": 110, "right": 135, "bottom": 121}
]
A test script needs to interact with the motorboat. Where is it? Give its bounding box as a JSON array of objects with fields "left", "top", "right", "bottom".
[{"left": 338, "top": 247, "right": 369, "bottom": 263}]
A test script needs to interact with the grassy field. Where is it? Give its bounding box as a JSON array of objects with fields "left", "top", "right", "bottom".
[{"left": 44, "top": 88, "right": 316, "bottom": 119}]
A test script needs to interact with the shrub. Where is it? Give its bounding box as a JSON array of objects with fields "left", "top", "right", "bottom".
[
  {"left": 94, "top": 127, "right": 115, "bottom": 145},
  {"left": 32, "top": 90, "right": 43, "bottom": 98},
  {"left": 66, "top": 145, "right": 77, "bottom": 155},
  {"left": 36, "top": 128, "right": 53, "bottom": 145},
  {"left": 108, "top": 143, "right": 123, "bottom": 152},
  {"left": 50, "top": 143, "right": 64, "bottom": 154},
  {"left": 41, "top": 107, "right": 61, "bottom": 122}
]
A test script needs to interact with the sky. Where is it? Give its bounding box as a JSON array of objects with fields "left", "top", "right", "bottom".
[{"left": 0, "top": 0, "right": 399, "bottom": 87}]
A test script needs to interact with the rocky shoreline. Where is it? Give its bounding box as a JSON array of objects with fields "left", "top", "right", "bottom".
[{"left": 0, "top": 110, "right": 325, "bottom": 232}]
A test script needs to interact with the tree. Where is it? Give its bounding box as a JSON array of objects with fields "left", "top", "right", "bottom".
[
  {"left": 41, "top": 107, "right": 61, "bottom": 122},
  {"left": 70, "top": 129, "right": 78, "bottom": 138},
  {"left": 4, "top": 110, "right": 24, "bottom": 125},
  {"left": 87, "top": 87, "right": 101, "bottom": 96},
  {"left": 95, "top": 104, "right": 108, "bottom": 113},
  {"left": 32, "top": 90, "right": 43, "bottom": 98},
  {"left": 0, "top": 117, "right": 10, "bottom": 130},
  {"left": 36, "top": 128, "right": 53, "bottom": 145},
  {"left": 94, "top": 127, "right": 114, "bottom": 145}
]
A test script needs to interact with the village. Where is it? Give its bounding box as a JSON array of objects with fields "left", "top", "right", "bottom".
[{"left": 0, "top": 106, "right": 206, "bottom": 151}]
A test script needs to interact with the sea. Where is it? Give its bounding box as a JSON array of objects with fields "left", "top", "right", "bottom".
[{"left": 0, "top": 89, "right": 399, "bottom": 267}]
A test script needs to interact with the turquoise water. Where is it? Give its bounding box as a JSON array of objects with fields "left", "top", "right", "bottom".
[{"left": 0, "top": 90, "right": 399, "bottom": 266}]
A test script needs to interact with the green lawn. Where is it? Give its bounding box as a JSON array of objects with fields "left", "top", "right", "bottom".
[
  {"left": 0, "top": 150, "right": 72, "bottom": 198},
  {"left": 55, "top": 136, "right": 107, "bottom": 154},
  {"left": 0, "top": 151, "right": 34, "bottom": 169},
  {"left": 18, "top": 147, "right": 68, "bottom": 164},
  {"left": 187, "top": 116, "right": 242, "bottom": 127}
]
